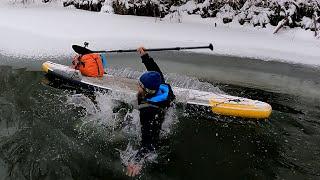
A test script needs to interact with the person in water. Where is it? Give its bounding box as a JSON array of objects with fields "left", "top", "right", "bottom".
[
  {"left": 72, "top": 53, "right": 108, "bottom": 77},
  {"left": 126, "top": 47, "right": 175, "bottom": 177}
]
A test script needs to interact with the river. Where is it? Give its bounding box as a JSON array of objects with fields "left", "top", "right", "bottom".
[{"left": 0, "top": 52, "right": 319, "bottom": 179}]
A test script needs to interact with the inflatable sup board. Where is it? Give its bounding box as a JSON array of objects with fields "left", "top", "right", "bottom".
[{"left": 42, "top": 61, "right": 272, "bottom": 119}]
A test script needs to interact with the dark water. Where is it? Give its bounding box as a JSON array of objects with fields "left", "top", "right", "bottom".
[{"left": 0, "top": 52, "right": 319, "bottom": 180}]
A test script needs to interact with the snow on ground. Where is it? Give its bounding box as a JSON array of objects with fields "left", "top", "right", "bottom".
[{"left": 0, "top": 2, "right": 319, "bottom": 66}]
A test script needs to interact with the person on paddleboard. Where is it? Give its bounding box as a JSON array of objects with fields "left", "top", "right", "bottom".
[
  {"left": 125, "top": 47, "right": 175, "bottom": 177},
  {"left": 72, "top": 53, "right": 108, "bottom": 77}
]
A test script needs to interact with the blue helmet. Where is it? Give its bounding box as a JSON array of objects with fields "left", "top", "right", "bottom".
[{"left": 139, "top": 71, "right": 161, "bottom": 94}]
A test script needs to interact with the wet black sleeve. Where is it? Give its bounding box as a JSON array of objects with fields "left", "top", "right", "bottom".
[{"left": 141, "top": 53, "right": 165, "bottom": 84}]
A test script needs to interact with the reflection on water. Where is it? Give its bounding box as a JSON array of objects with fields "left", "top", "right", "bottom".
[{"left": 0, "top": 52, "right": 319, "bottom": 179}]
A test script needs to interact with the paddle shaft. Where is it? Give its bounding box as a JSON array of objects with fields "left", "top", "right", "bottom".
[
  {"left": 72, "top": 44, "right": 213, "bottom": 54},
  {"left": 101, "top": 45, "right": 213, "bottom": 53}
]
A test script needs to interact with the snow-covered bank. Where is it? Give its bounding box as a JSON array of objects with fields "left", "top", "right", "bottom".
[{"left": 0, "top": 4, "right": 319, "bottom": 66}]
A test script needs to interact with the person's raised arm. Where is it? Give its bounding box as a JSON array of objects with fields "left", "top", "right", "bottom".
[{"left": 137, "top": 47, "right": 165, "bottom": 84}]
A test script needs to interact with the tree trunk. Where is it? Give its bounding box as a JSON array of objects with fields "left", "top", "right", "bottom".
[
  {"left": 313, "top": 14, "right": 318, "bottom": 37},
  {"left": 273, "top": 16, "right": 289, "bottom": 34}
]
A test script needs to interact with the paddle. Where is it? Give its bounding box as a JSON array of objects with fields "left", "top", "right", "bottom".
[{"left": 72, "top": 43, "right": 214, "bottom": 55}]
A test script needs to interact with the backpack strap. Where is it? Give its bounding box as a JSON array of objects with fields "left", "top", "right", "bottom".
[
  {"left": 72, "top": 54, "right": 85, "bottom": 69},
  {"left": 92, "top": 57, "right": 100, "bottom": 76}
]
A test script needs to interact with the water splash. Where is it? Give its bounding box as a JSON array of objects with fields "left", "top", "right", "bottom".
[
  {"left": 117, "top": 143, "right": 158, "bottom": 167},
  {"left": 107, "top": 67, "right": 222, "bottom": 93},
  {"left": 165, "top": 73, "right": 223, "bottom": 93},
  {"left": 65, "top": 84, "right": 179, "bottom": 172},
  {"left": 117, "top": 107, "right": 177, "bottom": 169},
  {"left": 63, "top": 67, "right": 226, "bottom": 174},
  {"left": 120, "top": 109, "right": 141, "bottom": 140},
  {"left": 66, "top": 91, "right": 134, "bottom": 125},
  {"left": 161, "top": 105, "right": 178, "bottom": 138},
  {"left": 107, "top": 67, "right": 141, "bottom": 80},
  {"left": 117, "top": 143, "right": 140, "bottom": 166}
]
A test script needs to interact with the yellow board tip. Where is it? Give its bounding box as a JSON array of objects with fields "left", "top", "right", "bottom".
[
  {"left": 209, "top": 99, "right": 272, "bottom": 119},
  {"left": 42, "top": 62, "right": 50, "bottom": 73}
]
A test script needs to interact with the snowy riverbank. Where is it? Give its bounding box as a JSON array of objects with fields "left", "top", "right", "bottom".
[{"left": 0, "top": 2, "right": 319, "bottom": 66}]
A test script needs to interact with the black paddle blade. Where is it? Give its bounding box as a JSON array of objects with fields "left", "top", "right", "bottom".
[
  {"left": 72, "top": 45, "right": 93, "bottom": 55},
  {"left": 208, "top": 43, "right": 214, "bottom": 51}
]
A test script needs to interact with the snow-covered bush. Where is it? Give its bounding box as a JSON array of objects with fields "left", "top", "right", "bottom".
[
  {"left": 165, "top": 0, "right": 198, "bottom": 22},
  {"left": 198, "top": 0, "right": 245, "bottom": 18},
  {"left": 63, "top": 0, "right": 163, "bottom": 16},
  {"left": 178, "top": 0, "right": 197, "bottom": 14},
  {"left": 210, "top": 0, "right": 319, "bottom": 29},
  {"left": 9, "top": 0, "right": 60, "bottom": 4},
  {"left": 9, "top": 0, "right": 30, "bottom": 4},
  {"left": 63, "top": 0, "right": 103, "bottom": 11},
  {"left": 59, "top": 0, "right": 320, "bottom": 31},
  {"left": 237, "top": 1, "right": 272, "bottom": 27},
  {"left": 216, "top": 4, "right": 236, "bottom": 23},
  {"left": 301, "top": 16, "right": 313, "bottom": 29},
  {"left": 112, "top": 0, "right": 162, "bottom": 17},
  {"left": 167, "top": 5, "right": 184, "bottom": 22},
  {"left": 101, "top": 0, "right": 114, "bottom": 13},
  {"left": 249, "top": 7, "right": 271, "bottom": 27}
]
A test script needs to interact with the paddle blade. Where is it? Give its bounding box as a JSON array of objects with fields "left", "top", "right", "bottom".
[
  {"left": 72, "top": 45, "right": 93, "bottom": 55},
  {"left": 208, "top": 43, "right": 213, "bottom": 51}
]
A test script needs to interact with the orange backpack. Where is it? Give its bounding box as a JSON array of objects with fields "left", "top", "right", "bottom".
[{"left": 73, "top": 53, "right": 104, "bottom": 77}]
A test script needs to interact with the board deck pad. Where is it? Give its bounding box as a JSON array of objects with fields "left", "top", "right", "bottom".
[{"left": 42, "top": 61, "right": 272, "bottom": 119}]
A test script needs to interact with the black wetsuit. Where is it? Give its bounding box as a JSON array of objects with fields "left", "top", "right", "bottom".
[{"left": 136, "top": 53, "right": 175, "bottom": 161}]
